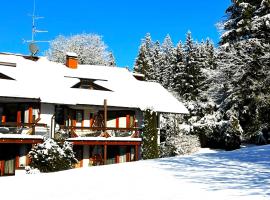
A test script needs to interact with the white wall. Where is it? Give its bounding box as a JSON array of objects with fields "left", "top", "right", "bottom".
[
  {"left": 40, "top": 103, "right": 55, "bottom": 137},
  {"left": 83, "top": 145, "right": 90, "bottom": 167}
]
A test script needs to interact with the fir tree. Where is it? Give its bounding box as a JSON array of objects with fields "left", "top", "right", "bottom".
[
  {"left": 221, "top": 0, "right": 270, "bottom": 44},
  {"left": 151, "top": 41, "right": 163, "bottom": 82},
  {"left": 217, "top": 0, "right": 270, "bottom": 141},
  {"left": 134, "top": 33, "right": 154, "bottom": 80},
  {"left": 171, "top": 41, "right": 185, "bottom": 94},
  {"left": 161, "top": 34, "right": 175, "bottom": 89},
  {"left": 108, "top": 52, "right": 116, "bottom": 67},
  {"left": 182, "top": 32, "right": 205, "bottom": 100},
  {"left": 142, "top": 110, "right": 159, "bottom": 159}
]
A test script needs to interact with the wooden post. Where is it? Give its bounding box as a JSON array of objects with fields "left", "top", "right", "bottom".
[
  {"left": 126, "top": 115, "right": 130, "bottom": 128},
  {"left": 1, "top": 115, "right": 6, "bottom": 123},
  {"left": 28, "top": 107, "right": 33, "bottom": 123},
  {"left": 104, "top": 99, "right": 107, "bottom": 131},
  {"left": 32, "top": 115, "right": 36, "bottom": 135},
  {"left": 17, "top": 111, "right": 21, "bottom": 126},
  {"left": 104, "top": 145, "right": 107, "bottom": 165},
  {"left": 0, "top": 160, "right": 4, "bottom": 176},
  {"left": 135, "top": 145, "right": 139, "bottom": 161}
]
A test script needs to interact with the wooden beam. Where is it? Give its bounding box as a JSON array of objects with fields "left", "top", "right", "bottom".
[
  {"left": 60, "top": 126, "right": 141, "bottom": 131},
  {"left": 126, "top": 115, "right": 130, "bottom": 128},
  {"left": 17, "top": 111, "right": 21, "bottom": 125},
  {"left": 116, "top": 117, "right": 119, "bottom": 128},
  {"left": 0, "top": 138, "right": 43, "bottom": 144},
  {"left": 104, "top": 99, "right": 107, "bottom": 130},
  {"left": 28, "top": 107, "right": 33, "bottom": 123},
  {"left": 1, "top": 115, "right": 6, "bottom": 123},
  {"left": 135, "top": 145, "right": 139, "bottom": 161},
  {"left": 0, "top": 160, "right": 4, "bottom": 176},
  {"left": 104, "top": 145, "right": 107, "bottom": 165},
  {"left": 71, "top": 140, "right": 141, "bottom": 146}
]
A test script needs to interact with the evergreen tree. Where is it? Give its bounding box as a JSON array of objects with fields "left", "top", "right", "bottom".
[
  {"left": 134, "top": 33, "right": 154, "bottom": 80},
  {"left": 218, "top": 0, "right": 270, "bottom": 141},
  {"left": 161, "top": 34, "right": 175, "bottom": 89},
  {"left": 151, "top": 41, "right": 163, "bottom": 82},
  {"left": 221, "top": 0, "right": 270, "bottom": 44},
  {"left": 171, "top": 41, "right": 185, "bottom": 94},
  {"left": 142, "top": 110, "right": 159, "bottom": 159},
  {"left": 108, "top": 52, "right": 116, "bottom": 67},
  {"left": 182, "top": 32, "right": 205, "bottom": 100}
]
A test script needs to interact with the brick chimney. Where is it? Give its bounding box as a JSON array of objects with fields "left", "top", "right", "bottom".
[{"left": 66, "top": 52, "right": 78, "bottom": 69}]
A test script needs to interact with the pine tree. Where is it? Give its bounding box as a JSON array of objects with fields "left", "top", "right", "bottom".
[
  {"left": 221, "top": 0, "right": 270, "bottom": 44},
  {"left": 142, "top": 110, "right": 159, "bottom": 159},
  {"left": 217, "top": 0, "right": 270, "bottom": 141},
  {"left": 161, "top": 34, "right": 175, "bottom": 89},
  {"left": 182, "top": 32, "right": 205, "bottom": 100},
  {"left": 108, "top": 52, "right": 116, "bottom": 67},
  {"left": 134, "top": 33, "right": 154, "bottom": 80},
  {"left": 151, "top": 41, "right": 163, "bottom": 82},
  {"left": 171, "top": 41, "right": 185, "bottom": 94}
]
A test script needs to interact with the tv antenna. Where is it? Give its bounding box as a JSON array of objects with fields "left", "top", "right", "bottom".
[{"left": 24, "top": 0, "right": 49, "bottom": 56}]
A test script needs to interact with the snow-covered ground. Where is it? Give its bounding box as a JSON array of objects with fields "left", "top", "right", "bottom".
[{"left": 0, "top": 145, "right": 269, "bottom": 200}]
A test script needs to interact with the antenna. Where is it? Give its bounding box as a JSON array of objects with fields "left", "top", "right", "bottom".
[{"left": 24, "top": 0, "right": 49, "bottom": 56}]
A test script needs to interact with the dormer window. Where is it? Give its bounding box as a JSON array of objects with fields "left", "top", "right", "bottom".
[
  {"left": 0, "top": 73, "right": 15, "bottom": 80},
  {"left": 71, "top": 78, "right": 111, "bottom": 91}
]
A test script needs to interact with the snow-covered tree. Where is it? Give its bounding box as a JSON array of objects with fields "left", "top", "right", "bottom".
[
  {"left": 142, "top": 110, "right": 159, "bottom": 159},
  {"left": 46, "top": 33, "right": 115, "bottom": 66},
  {"left": 221, "top": 0, "right": 270, "bottom": 44},
  {"left": 28, "top": 138, "right": 77, "bottom": 172},
  {"left": 159, "top": 114, "right": 200, "bottom": 157},
  {"left": 151, "top": 41, "right": 163, "bottom": 82},
  {"left": 171, "top": 41, "right": 185, "bottom": 94},
  {"left": 108, "top": 52, "right": 116, "bottom": 66},
  {"left": 217, "top": 0, "right": 270, "bottom": 141},
  {"left": 161, "top": 34, "right": 175, "bottom": 89},
  {"left": 134, "top": 33, "right": 154, "bottom": 80},
  {"left": 182, "top": 32, "right": 206, "bottom": 100}
]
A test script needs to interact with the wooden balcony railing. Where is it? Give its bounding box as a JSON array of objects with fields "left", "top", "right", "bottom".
[
  {"left": 0, "top": 121, "right": 47, "bottom": 135},
  {"left": 59, "top": 125, "right": 142, "bottom": 138}
]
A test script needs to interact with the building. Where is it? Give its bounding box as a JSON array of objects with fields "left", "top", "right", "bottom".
[{"left": 0, "top": 52, "right": 188, "bottom": 176}]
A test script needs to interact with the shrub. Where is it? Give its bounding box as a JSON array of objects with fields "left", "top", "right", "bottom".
[{"left": 29, "top": 138, "right": 77, "bottom": 172}]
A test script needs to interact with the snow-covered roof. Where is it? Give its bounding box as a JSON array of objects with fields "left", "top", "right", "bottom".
[{"left": 0, "top": 53, "right": 188, "bottom": 114}]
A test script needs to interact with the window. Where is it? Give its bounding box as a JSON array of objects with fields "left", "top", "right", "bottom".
[
  {"left": 71, "top": 78, "right": 111, "bottom": 91},
  {"left": 76, "top": 110, "right": 83, "bottom": 123},
  {"left": 0, "top": 73, "right": 15, "bottom": 80}
]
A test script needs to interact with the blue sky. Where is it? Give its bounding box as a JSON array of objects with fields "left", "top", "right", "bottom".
[{"left": 0, "top": 0, "right": 231, "bottom": 68}]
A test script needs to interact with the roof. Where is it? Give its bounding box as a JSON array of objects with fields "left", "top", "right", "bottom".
[{"left": 0, "top": 53, "right": 188, "bottom": 114}]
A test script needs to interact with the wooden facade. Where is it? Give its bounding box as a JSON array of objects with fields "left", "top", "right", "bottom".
[{"left": 0, "top": 99, "right": 143, "bottom": 175}]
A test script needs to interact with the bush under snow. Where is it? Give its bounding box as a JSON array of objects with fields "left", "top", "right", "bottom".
[{"left": 28, "top": 138, "right": 77, "bottom": 172}]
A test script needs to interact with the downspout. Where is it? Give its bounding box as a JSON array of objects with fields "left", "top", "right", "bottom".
[{"left": 50, "top": 114, "right": 55, "bottom": 139}]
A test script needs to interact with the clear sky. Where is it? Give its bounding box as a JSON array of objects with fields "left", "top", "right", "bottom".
[{"left": 0, "top": 0, "right": 231, "bottom": 68}]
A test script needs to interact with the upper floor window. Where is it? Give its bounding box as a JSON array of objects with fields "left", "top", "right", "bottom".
[
  {"left": 71, "top": 78, "right": 111, "bottom": 91},
  {"left": 0, "top": 73, "right": 15, "bottom": 80}
]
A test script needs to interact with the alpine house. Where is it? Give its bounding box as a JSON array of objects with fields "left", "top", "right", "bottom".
[{"left": 0, "top": 52, "right": 188, "bottom": 176}]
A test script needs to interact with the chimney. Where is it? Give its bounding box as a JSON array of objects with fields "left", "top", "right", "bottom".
[{"left": 66, "top": 52, "right": 78, "bottom": 69}]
